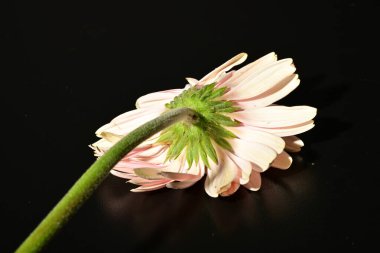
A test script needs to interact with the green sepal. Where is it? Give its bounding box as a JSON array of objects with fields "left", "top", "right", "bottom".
[{"left": 158, "top": 83, "right": 239, "bottom": 167}]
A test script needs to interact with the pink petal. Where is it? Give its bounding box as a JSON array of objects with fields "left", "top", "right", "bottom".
[
  {"left": 271, "top": 151, "right": 293, "bottom": 170},
  {"left": 251, "top": 163, "right": 264, "bottom": 173},
  {"left": 243, "top": 170, "right": 262, "bottom": 191},
  {"left": 232, "top": 106, "right": 317, "bottom": 128},
  {"left": 283, "top": 136, "right": 304, "bottom": 152},
  {"left": 110, "top": 170, "right": 133, "bottom": 179},
  {"left": 236, "top": 74, "right": 300, "bottom": 108},
  {"left": 132, "top": 145, "right": 166, "bottom": 160},
  {"left": 220, "top": 180, "right": 240, "bottom": 197},
  {"left": 98, "top": 106, "right": 162, "bottom": 132},
  {"left": 161, "top": 158, "right": 205, "bottom": 188},
  {"left": 133, "top": 168, "right": 166, "bottom": 180},
  {"left": 227, "top": 152, "right": 252, "bottom": 184},
  {"left": 96, "top": 106, "right": 166, "bottom": 136},
  {"left": 113, "top": 160, "right": 165, "bottom": 173},
  {"left": 198, "top": 53, "right": 247, "bottom": 86},
  {"left": 140, "top": 148, "right": 168, "bottom": 164},
  {"left": 229, "top": 138, "right": 277, "bottom": 172},
  {"left": 185, "top": 77, "right": 199, "bottom": 86},
  {"left": 130, "top": 182, "right": 170, "bottom": 192},
  {"left": 135, "top": 89, "right": 182, "bottom": 109},
  {"left": 204, "top": 149, "right": 237, "bottom": 198},
  {"left": 128, "top": 178, "right": 152, "bottom": 185},
  {"left": 166, "top": 180, "right": 197, "bottom": 189},
  {"left": 215, "top": 71, "right": 235, "bottom": 87},
  {"left": 160, "top": 171, "right": 201, "bottom": 181},
  {"left": 228, "top": 126, "right": 285, "bottom": 154},
  {"left": 220, "top": 166, "right": 242, "bottom": 197},
  {"left": 127, "top": 177, "right": 172, "bottom": 186},
  {"left": 251, "top": 120, "right": 315, "bottom": 137},
  {"left": 224, "top": 58, "right": 296, "bottom": 100},
  {"left": 221, "top": 52, "right": 277, "bottom": 88},
  {"left": 112, "top": 106, "right": 165, "bottom": 125}
]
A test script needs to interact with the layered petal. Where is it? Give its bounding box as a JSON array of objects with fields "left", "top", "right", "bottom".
[
  {"left": 283, "top": 136, "right": 304, "bottom": 152},
  {"left": 164, "top": 161, "right": 206, "bottom": 189},
  {"left": 229, "top": 138, "right": 277, "bottom": 172},
  {"left": 220, "top": 168, "right": 241, "bottom": 197},
  {"left": 227, "top": 152, "right": 252, "bottom": 185},
  {"left": 224, "top": 58, "right": 296, "bottom": 100},
  {"left": 166, "top": 180, "right": 198, "bottom": 189},
  {"left": 130, "top": 182, "right": 170, "bottom": 192},
  {"left": 228, "top": 126, "right": 285, "bottom": 154},
  {"left": 251, "top": 120, "right": 315, "bottom": 137},
  {"left": 96, "top": 106, "right": 166, "bottom": 137},
  {"left": 236, "top": 74, "right": 300, "bottom": 108},
  {"left": 135, "top": 89, "right": 182, "bottom": 108},
  {"left": 220, "top": 52, "right": 277, "bottom": 88},
  {"left": 232, "top": 106, "right": 317, "bottom": 128},
  {"left": 271, "top": 151, "right": 293, "bottom": 170},
  {"left": 205, "top": 148, "right": 237, "bottom": 198},
  {"left": 243, "top": 170, "right": 262, "bottom": 191},
  {"left": 198, "top": 53, "right": 247, "bottom": 86}
]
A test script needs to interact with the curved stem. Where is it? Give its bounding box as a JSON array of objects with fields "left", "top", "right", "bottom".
[{"left": 16, "top": 107, "right": 197, "bottom": 253}]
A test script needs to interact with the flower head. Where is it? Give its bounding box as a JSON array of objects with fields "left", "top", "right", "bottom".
[{"left": 91, "top": 52, "right": 316, "bottom": 197}]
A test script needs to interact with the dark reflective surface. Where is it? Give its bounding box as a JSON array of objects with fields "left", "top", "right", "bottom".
[{"left": 2, "top": 0, "right": 379, "bottom": 252}]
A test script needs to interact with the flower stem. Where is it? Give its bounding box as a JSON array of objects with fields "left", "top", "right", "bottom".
[{"left": 16, "top": 107, "right": 197, "bottom": 253}]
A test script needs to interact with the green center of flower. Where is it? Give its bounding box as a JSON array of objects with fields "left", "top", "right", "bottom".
[{"left": 157, "top": 83, "right": 240, "bottom": 167}]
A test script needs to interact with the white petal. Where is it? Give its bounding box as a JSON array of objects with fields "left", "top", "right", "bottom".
[
  {"left": 96, "top": 132, "right": 123, "bottom": 143},
  {"left": 90, "top": 138, "right": 113, "bottom": 155},
  {"left": 232, "top": 106, "right": 317, "bottom": 128},
  {"left": 283, "top": 136, "right": 304, "bottom": 152},
  {"left": 271, "top": 151, "right": 293, "bottom": 170},
  {"left": 224, "top": 58, "right": 296, "bottom": 100},
  {"left": 228, "top": 126, "right": 285, "bottom": 154},
  {"left": 229, "top": 138, "right": 277, "bottom": 172}
]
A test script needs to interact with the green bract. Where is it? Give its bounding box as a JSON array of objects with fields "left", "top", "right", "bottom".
[{"left": 158, "top": 83, "right": 240, "bottom": 167}]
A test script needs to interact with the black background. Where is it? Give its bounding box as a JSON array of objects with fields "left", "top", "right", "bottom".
[{"left": 2, "top": 0, "right": 380, "bottom": 252}]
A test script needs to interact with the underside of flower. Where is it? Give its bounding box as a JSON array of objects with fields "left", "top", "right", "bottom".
[
  {"left": 92, "top": 52, "right": 317, "bottom": 197},
  {"left": 158, "top": 83, "right": 240, "bottom": 167}
]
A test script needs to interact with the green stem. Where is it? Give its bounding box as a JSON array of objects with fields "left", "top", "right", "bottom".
[{"left": 16, "top": 107, "right": 197, "bottom": 253}]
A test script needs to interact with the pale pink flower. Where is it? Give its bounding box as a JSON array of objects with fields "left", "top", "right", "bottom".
[{"left": 91, "top": 52, "right": 316, "bottom": 197}]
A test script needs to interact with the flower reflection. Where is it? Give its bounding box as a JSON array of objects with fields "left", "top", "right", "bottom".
[
  {"left": 96, "top": 177, "right": 204, "bottom": 251},
  {"left": 97, "top": 155, "right": 317, "bottom": 244}
]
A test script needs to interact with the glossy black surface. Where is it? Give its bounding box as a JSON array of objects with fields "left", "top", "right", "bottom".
[{"left": 2, "top": 0, "right": 379, "bottom": 252}]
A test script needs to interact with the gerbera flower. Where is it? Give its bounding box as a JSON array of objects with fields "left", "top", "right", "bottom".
[{"left": 91, "top": 52, "right": 316, "bottom": 197}]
